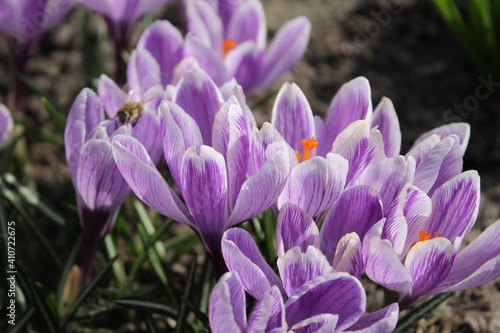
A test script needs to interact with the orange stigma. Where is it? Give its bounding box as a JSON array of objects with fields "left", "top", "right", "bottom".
[
  {"left": 418, "top": 230, "right": 441, "bottom": 242},
  {"left": 295, "top": 137, "right": 319, "bottom": 163},
  {"left": 223, "top": 38, "right": 237, "bottom": 55}
]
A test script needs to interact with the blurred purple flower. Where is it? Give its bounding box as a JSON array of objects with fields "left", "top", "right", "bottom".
[
  {"left": 216, "top": 228, "right": 399, "bottom": 332},
  {"left": 0, "top": 104, "right": 14, "bottom": 147},
  {"left": 0, "top": 0, "right": 73, "bottom": 69},
  {"left": 137, "top": 0, "right": 311, "bottom": 93},
  {"left": 111, "top": 69, "right": 293, "bottom": 276},
  {"left": 80, "top": 0, "right": 170, "bottom": 49}
]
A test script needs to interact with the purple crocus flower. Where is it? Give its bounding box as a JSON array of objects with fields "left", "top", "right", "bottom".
[
  {"left": 184, "top": 0, "right": 311, "bottom": 93},
  {"left": 218, "top": 228, "right": 399, "bottom": 332},
  {"left": 65, "top": 55, "right": 161, "bottom": 283},
  {"left": 363, "top": 170, "right": 500, "bottom": 309},
  {"left": 80, "top": 0, "right": 170, "bottom": 51},
  {"left": 0, "top": 0, "right": 73, "bottom": 70},
  {"left": 0, "top": 103, "right": 14, "bottom": 147},
  {"left": 111, "top": 70, "right": 292, "bottom": 276}
]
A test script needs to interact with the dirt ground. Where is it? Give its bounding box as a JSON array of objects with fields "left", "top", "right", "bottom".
[{"left": 1, "top": 0, "right": 499, "bottom": 332}]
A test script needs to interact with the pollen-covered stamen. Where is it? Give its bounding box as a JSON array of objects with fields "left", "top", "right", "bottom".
[
  {"left": 296, "top": 137, "right": 319, "bottom": 163},
  {"left": 223, "top": 38, "right": 237, "bottom": 56}
]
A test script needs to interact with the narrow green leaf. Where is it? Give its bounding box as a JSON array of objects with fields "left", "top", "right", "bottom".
[
  {"left": 56, "top": 235, "right": 83, "bottom": 302},
  {"left": 104, "top": 234, "right": 127, "bottom": 286},
  {"left": 0, "top": 180, "right": 62, "bottom": 268},
  {"left": 394, "top": 292, "right": 454, "bottom": 333},
  {"left": 263, "top": 208, "right": 277, "bottom": 264},
  {"left": 3, "top": 173, "right": 65, "bottom": 226},
  {"left": 60, "top": 255, "right": 118, "bottom": 327},
  {"left": 41, "top": 97, "right": 66, "bottom": 130},
  {"left": 184, "top": 299, "right": 211, "bottom": 331},
  {"left": 29, "top": 283, "right": 58, "bottom": 333},
  {"left": 144, "top": 312, "right": 159, "bottom": 333},
  {"left": 4, "top": 307, "right": 36, "bottom": 333},
  {"left": 116, "top": 296, "right": 178, "bottom": 317},
  {"left": 175, "top": 254, "right": 198, "bottom": 333},
  {"left": 133, "top": 198, "right": 166, "bottom": 257}
]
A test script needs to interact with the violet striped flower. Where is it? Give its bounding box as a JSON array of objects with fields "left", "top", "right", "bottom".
[
  {"left": 363, "top": 171, "right": 500, "bottom": 309},
  {"left": 217, "top": 228, "right": 399, "bottom": 332},
  {"left": 79, "top": 0, "right": 170, "bottom": 50},
  {"left": 111, "top": 69, "right": 292, "bottom": 276},
  {"left": 0, "top": 0, "right": 73, "bottom": 70},
  {"left": 0, "top": 104, "right": 14, "bottom": 147},
  {"left": 137, "top": 0, "right": 311, "bottom": 93}
]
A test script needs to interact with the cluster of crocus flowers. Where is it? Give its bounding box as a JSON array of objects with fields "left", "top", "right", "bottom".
[{"left": 137, "top": 0, "right": 311, "bottom": 94}]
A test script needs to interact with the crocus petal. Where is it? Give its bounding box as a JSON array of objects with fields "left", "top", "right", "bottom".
[
  {"left": 423, "top": 171, "right": 480, "bottom": 240},
  {"left": 277, "top": 246, "right": 334, "bottom": 297},
  {"left": 185, "top": 0, "right": 223, "bottom": 49},
  {"left": 212, "top": 97, "right": 250, "bottom": 208},
  {"left": 411, "top": 122, "right": 470, "bottom": 156},
  {"left": 438, "top": 220, "right": 500, "bottom": 292},
  {"left": 344, "top": 303, "right": 399, "bottom": 333},
  {"left": 401, "top": 237, "right": 459, "bottom": 307},
  {"left": 271, "top": 82, "right": 315, "bottom": 153},
  {"left": 225, "top": 40, "right": 264, "bottom": 92},
  {"left": 159, "top": 100, "right": 203, "bottom": 188},
  {"left": 218, "top": 80, "right": 257, "bottom": 131},
  {"left": 406, "top": 135, "right": 456, "bottom": 194},
  {"left": 331, "top": 121, "right": 386, "bottom": 185},
  {"left": 64, "top": 88, "right": 105, "bottom": 177},
  {"left": 222, "top": 228, "right": 284, "bottom": 299},
  {"left": 355, "top": 156, "right": 415, "bottom": 212},
  {"left": 371, "top": 97, "right": 401, "bottom": 157},
  {"left": 97, "top": 74, "right": 126, "bottom": 119},
  {"left": 320, "top": 77, "right": 373, "bottom": 156},
  {"left": 180, "top": 146, "right": 228, "bottom": 252},
  {"left": 290, "top": 314, "right": 339, "bottom": 333},
  {"left": 173, "top": 67, "right": 225, "bottom": 145},
  {"left": 0, "top": 103, "right": 14, "bottom": 147},
  {"left": 276, "top": 203, "right": 319, "bottom": 258},
  {"left": 131, "top": 109, "right": 162, "bottom": 164},
  {"left": 127, "top": 48, "right": 162, "bottom": 101},
  {"left": 363, "top": 220, "right": 412, "bottom": 297},
  {"left": 227, "top": 0, "right": 266, "bottom": 48},
  {"left": 247, "top": 286, "right": 285, "bottom": 333},
  {"left": 137, "top": 20, "right": 184, "bottom": 86},
  {"left": 258, "top": 16, "right": 311, "bottom": 90},
  {"left": 332, "top": 233, "right": 363, "bottom": 278},
  {"left": 183, "top": 36, "right": 229, "bottom": 86},
  {"left": 227, "top": 151, "right": 289, "bottom": 227},
  {"left": 427, "top": 135, "right": 463, "bottom": 196},
  {"left": 111, "top": 135, "right": 192, "bottom": 226},
  {"left": 320, "top": 185, "right": 383, "bottom": 262},
  {"left": 209, "top": 272, "right": 246, "bottom": 333},
  {"left": 285, "top": 273, "right": 365, "bottom": 331},
  {"left": 279, "top": 154, "right": 348, "bottom": 218},
  {"left": 401, "top": 185, "right": 432, "bottom": 256}
]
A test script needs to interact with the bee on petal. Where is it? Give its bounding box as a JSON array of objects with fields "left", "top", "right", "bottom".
[{"left": 117, "top": 85, "right": 161, "bottom": 126}]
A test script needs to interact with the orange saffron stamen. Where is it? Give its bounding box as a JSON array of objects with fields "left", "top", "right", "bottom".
[
  {"left": 223, "top": 38, "right": 237, "bottom": 55},
  {"left": 295, "top": 137, "right": 319, "bottom": 163},
  {"left": 412, "top": 230, "right": 441, "bottom": 248}
]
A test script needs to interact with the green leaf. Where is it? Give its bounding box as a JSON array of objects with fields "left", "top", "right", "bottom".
[
  {"left": 175, "top": 254, "right": 198, "bottom": 333},
  {"left": 29, "top": 282, "right": 58, "bottom": 333},
  {"left": 133, "top": 198, "right": 166, "bottom": 257},
  {"left": 116, "top": 296, "right": 178, "bottom": 317},
  {"left": 144, "top": 312, "right": 159, "bottom": 333},
  {"left": 394, "top": 292, "right": 454, "bottom": 333},
  {"left": 56, "top": 235, "right": 83, "bottom": 304},
  {"left": 0, "top": 179, "right": 62, "bottom": 268},
  {"left": 184, "top": 299, "right": 211, "bottom": 331},
  {"left": 2, "top": 173, "right": 65, "bottom": 226},
  {"left": 104, "top": 234, "right": 127, "bottom": 286},
  {"left": 60, "top": 255, "right": 118, "bottom": 328},
  {"left": 4, "top": 307, "right": 36, "bottom": 333},
  {"left": 41, "top": 97, "right": 66, "bottom": 130}
]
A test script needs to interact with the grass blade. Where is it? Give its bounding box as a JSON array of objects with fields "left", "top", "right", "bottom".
[
  {"left": 41, "top": 97, "right": 66, "bottom": 130},
  {"left": 5, "top": 307, "right": 36, "bottom": 333},
  {"left": 116, "top": 296, "right": 178, "bottom": 317},
  {"left": 60, "top": 255, "right": 118, "bottom": 328},
  {"left": 175, "top": 254, "right": 197, "bottom": 333},
  {"left": 29, "top": 282, "right": 58, "bottom": 333},
  {"left": 394, "top": 292, "right": 454, "bottom": 333}
]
